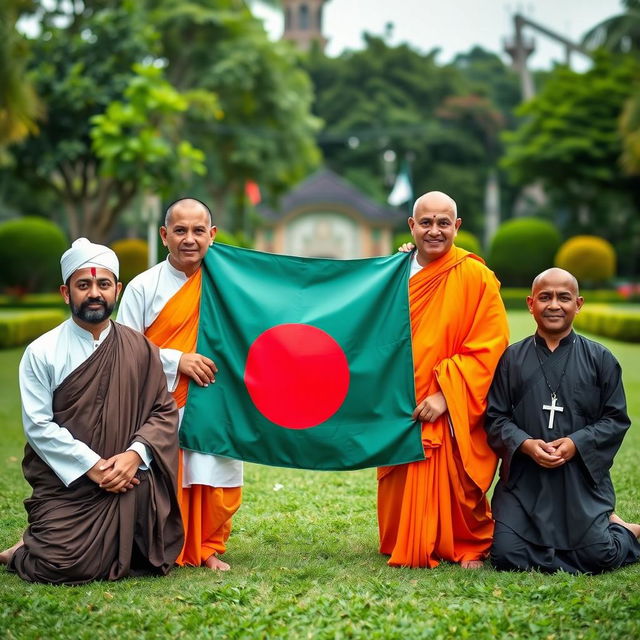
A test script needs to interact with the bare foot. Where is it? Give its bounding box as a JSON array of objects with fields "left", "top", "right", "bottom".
[
  {"left": 204, "top": 553, "right": 230, "bottom": 571},
  {"left": 610, "top": 513, "right": 640, "bottom": 539},
  {"left": 460, "top": 560, "right": 484, "bottom": 570},
  {"left": 0, "top": 539, "right": 24, "bottom": 565}
]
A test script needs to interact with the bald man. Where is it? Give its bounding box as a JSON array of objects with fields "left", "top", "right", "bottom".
[
  {"left": 486, "top": 268, "right": 640, "bottom": 573},
  {"left": 378, "top": 191, "right": 509, "bottom": 568},
  {"left": 117, "top": 198, "right": 242, "bottom": 571}
]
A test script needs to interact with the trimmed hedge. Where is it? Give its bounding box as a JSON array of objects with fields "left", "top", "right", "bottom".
[
  {"left": 0, "top": 293, "right": 66, "bottom": 309},
  {"left": 489, "top": 218, "right": 561, "bottom": 286},
  {"left": 0, "top": 309, "right": 68, "bottom": 349},
  {"left": 499, "top": 288, "right": 531, "bottom": 310},
  {"left": 111, "top": 238, "right": 148, "bottom": 286},
  {"left": 454, "top": 230, "right": 482, "bottom": 257},
  {"left": 0, "top": 217, "right": 67, "bottom": 294},
  {"left": 555, "top": 235, "right": 616, "bottom": 284},
  {"left": 574, "top": 304, "right": 640, "bottom": 343}
]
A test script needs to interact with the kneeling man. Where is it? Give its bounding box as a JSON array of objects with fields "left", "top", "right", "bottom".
[
  {"left": 485, "top": 268, "right": 640, "bottom": 574},
  {"left": 1, "top": 239, "right": 184, "bottom": 584}
]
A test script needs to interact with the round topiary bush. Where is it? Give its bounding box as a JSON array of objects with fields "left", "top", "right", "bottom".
[
  {"left": 555, "top": 235, "right": 616, "bottom": 285},
  {"left": 454, "top": 230, "right": 482, "bottom": 257},
  {"left": 488, "top": 217, "right": 561, "bottom": 287},
  {"left": 111, "top": 238, "right": 148, "bottom": 286},
  {"left": 0, "top": 217, "right": 67, "bottom": 294}
]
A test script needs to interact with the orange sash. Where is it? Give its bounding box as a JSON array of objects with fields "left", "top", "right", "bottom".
[
  {"left": 377, "top": 246, "right": 509, "bottom": 567},
  {"left": 145, "top": 268, "right": 201, "bottom": 409}
]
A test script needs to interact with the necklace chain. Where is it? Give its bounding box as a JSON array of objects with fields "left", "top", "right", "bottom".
[{"left": 532, "top": 335, "right": 575, "bottom": 399}]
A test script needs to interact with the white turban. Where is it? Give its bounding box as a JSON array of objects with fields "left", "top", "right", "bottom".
[{"left": 60, "top": 238, "right": 119, "bottom": 283}]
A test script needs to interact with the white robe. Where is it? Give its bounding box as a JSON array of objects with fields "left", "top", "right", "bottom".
[
  {"left": 116, "top": 257, "right": 243, "bottom": 488},
  {"left": 19, "top": 319, "right": 151, "bottom": 487}
]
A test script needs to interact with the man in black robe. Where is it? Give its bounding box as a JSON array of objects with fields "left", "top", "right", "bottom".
[{"left": 485, "top": 267, "right": 640, "bottom": 574}]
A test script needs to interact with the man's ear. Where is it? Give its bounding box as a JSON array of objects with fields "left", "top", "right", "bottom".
[
  {"left": 60, "top": 284, "right": 70, "bottom": 305},
  {"left": 159, "top": 226, "right": 169, "bottom": 247},
  {"left": 576, "top": 296, "right": 584, "bottom": 313},
  {"left": 526, "top": 295, "right": 534, "bottom": 314}
]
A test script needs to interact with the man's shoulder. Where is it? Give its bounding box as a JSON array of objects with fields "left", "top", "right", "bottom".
[
  {"left": 575, "top": 333, "right": 618, "bottom": 363},
  {"left": 504, "top": 336, "right": 531, "bottom": 353},
  {"left": 24, "top": 319, "right": 69, "bottom": 358}
]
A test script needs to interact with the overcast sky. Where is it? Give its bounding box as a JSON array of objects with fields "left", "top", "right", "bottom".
[{"left": 254, "top": 0, "right": 623, "bottom": 70}]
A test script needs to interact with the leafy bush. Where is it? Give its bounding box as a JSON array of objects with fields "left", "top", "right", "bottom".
[
  {"left": 574, "top": 304, "right": 640, "bottom": 342},
  {"left": 555, "top": 235, "right": 616, "bottom": 285},
  {"left": 0, "top": 309, "right": 67, "bottom": 348},
  {"left": 111, "top": 238, "right": 148, "bottom": 286},
  {"left": 0, "top": 217, "right": 67, "bottom": 294},
  {"left": 499, "top": 288, "right": 531, "bottom": 310},
  {"left": 488, "top": 218, "right": 561, "bottom": 286},
  {"left": 0, "top": 293, "right": 66, "bottom": 309},
  {"left": 454, "top": 230, "right": 482, "bottom": 257}
]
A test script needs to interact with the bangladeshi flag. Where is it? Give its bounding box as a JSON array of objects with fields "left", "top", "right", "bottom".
[{"left": 179, "top": 243, "right": 425, "bottom": 471}]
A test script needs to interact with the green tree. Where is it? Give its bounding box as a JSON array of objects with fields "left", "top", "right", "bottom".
[
  {"left": 151, "top": 0, "right": 321, "bottom": 232},
  {"left": 305, "top": 38, "right": 514, "bottom": 236},
  {"left": 6, "top": 1, "right": 210, "bottom": 242},
  {"left": 501, "top": 53, "right": 640, "bottom": 241},
  {"left": 583, "top": 0, "right": 640, "bottom": 55},
  {"left": 0, "top": 1, "right": 41, "bottom": 149}
]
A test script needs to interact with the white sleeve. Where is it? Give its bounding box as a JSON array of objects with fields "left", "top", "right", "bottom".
[
  {"left": 19, "top": 348, "right": 100, "bottom": 487},
  {"left": 117, "top": 282, "right": 182, "bottom": 392},
  {"left": 127, "top": 441, "right": 153, "bottom": 469}
]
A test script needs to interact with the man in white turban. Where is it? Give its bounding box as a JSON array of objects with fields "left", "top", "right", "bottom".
[{"left": 0, "top": 238, "right": 184, "bottom": 584}]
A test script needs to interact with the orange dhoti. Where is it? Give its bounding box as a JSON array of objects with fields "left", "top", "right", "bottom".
[
  {"left": 175, "top": 451, "right": 242, "bottom": 566},
  {"left": 377, "top": 247, "right": 509, "bottom": 568},
  {"left": 145, "top": 268, "right": 242, "bottom": 567}
]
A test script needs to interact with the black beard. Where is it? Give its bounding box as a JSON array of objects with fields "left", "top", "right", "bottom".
[{"left": 70, "top": 298, "right": 114, "bottom": 324}]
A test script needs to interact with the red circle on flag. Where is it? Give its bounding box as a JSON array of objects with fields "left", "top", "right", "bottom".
[{"left": 244, "top": 323, "right": 350, "bottom": 429}]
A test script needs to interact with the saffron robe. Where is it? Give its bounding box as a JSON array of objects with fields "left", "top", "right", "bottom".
[
  {"left": 377, "top": 246, "right": 509, "bottom": 567},
  {"left": 485, "top": 331, "right": 640, "bottom": 573},
  {"left": 9, "top": 322, "right": 183, "bottom": 584}
]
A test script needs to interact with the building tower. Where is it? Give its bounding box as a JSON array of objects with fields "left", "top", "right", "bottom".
[{"left": 281, "top": 0, "right": 329, "bottom": 52}]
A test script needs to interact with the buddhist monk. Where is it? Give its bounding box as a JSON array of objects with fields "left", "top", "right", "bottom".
[{"left": 378, "top": 191, "right": 509, "bottom": 568}]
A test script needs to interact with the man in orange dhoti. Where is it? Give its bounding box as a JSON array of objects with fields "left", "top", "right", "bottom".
[
  {"left": 117, "top": 199, "right": 242, "bottom": 571},
  {"left": 377, "top": 191, "right": 509, "bottom": 568}
]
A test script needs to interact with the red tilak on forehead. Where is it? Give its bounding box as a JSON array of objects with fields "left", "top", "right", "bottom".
[{"left": 90, "top": 267, "right": 96, "bottom": 278}]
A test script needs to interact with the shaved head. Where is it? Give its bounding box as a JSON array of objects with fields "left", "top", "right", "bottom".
[
  {"left": 412, "top": 191, "right": 457, "bottom": 219},
  {"left": 531, "top": 268, "right": 579, "bottom": 296},
  {"left": 165, "top": 198, "right": 212, "bottom": 227}
]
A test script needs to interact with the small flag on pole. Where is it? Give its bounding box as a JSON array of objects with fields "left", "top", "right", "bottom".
[
  {"left": 387, "top": 164, "right": 413, "bottom": 206},
  {"left": 245, "top": 180, "right": 261, "bottom": 205}
]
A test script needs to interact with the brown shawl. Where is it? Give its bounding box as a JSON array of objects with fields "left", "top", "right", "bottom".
[{"left": 10, "top": 322, "right": 184, "bottom": 584}]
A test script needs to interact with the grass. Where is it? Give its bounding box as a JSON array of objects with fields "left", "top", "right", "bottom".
[{"left": 1, "top": 311, "right": 639, "bottom": 639}]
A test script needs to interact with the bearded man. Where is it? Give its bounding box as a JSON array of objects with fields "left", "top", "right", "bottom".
[{"left": 0, "top": 238, "right": 183, "bottom": 584}]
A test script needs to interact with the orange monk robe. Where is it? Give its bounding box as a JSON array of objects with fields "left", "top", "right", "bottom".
[
  {"left": 145, "top": 269, "right": 242, "bottom": 566},
  {"left": 377, "top": 246, "right": 509, "bottom": 568}
]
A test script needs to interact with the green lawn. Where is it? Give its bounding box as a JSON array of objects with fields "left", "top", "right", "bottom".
[{"left": 1, "top": 312, "right": 639, "bottom": 639}]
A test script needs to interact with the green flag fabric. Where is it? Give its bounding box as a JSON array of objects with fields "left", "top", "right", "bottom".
[{"left": 179, "top": 243, "right": 424, "bottom": 471}]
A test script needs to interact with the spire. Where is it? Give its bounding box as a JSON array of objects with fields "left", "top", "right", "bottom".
[{"left": 281, "top": 0, "right": 329, "bottom": 52}]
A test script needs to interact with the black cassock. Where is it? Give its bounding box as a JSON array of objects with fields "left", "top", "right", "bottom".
[{"left": 485, "top": 330, "right": 640, "bottom": 574}]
